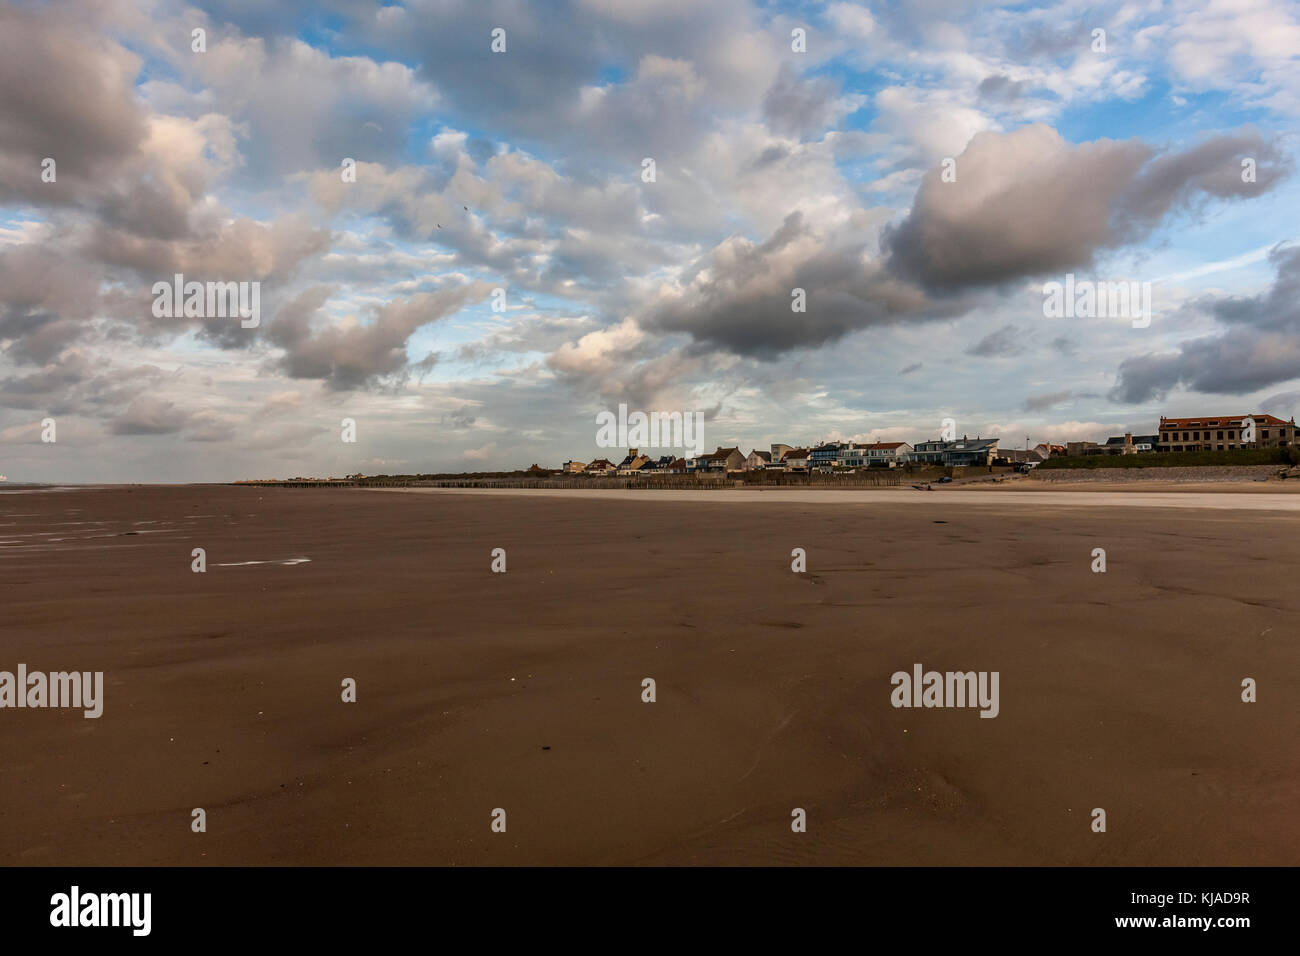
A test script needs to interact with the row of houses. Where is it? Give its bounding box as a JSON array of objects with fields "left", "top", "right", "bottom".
[
  {"left": 1061, "top": 414, "right": 1299, "bottom": 457},
  {"left": 560, "top": 413, "right": 1299, "bottom": 477},
  {"left": 565, "top": 437, "right": 994, "bottom": 476}
]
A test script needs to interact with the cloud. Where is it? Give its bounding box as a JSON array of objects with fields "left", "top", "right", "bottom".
[
  {"left": 977, "top": 74, "right": 1026, "bottom": 101},
  {"left": 1110, "top": 245, "right": 1300, "bottom": 402},
  {"left": 268, "top": 281, "right": 494, "bottom": 390},
  {"left": 762, "top": 64, "right": 859, "bottom": 139},
  {"left": 966, "top": 324, "right": 1026, "bottom": 357},
  {"left": 641, "top": 211, "right": 966, "bottom": 357},
  {"left": 0, "top": 3, "right": 148, "bottom": 205},
  {"left": 885, "top": 124, "right": 1289, "bottom": 291},
  {"left": 441, "top": 407, "right": 478, "bottom": 429},
  {"left": 187, "top": 36, "right": 438, "bottom": 178},
  {"left": 462, "top": 442, "right": 497, "bottom": 462},
  {"left": 1023, "top": 389, "right": 1073, "bottom": 411},
  {"left": 109, "top": 396, "right": 190, "bottom": 435}
]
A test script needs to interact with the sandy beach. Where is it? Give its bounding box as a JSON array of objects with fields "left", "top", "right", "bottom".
[{"left": 2, "top": 484, "right": 1297, "bottom": 865}]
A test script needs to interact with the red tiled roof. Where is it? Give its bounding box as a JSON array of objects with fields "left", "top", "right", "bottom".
[{"left": 1160, "top": 414, "right": 1289, "bottom": 429}]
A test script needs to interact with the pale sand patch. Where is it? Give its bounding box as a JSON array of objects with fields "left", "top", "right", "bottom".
[{"left": 370, "top": 486, "right": 1300, "bottom": 512}]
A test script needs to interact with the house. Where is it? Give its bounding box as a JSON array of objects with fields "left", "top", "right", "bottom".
[
  {"left": 662, "top": 458, "right": 687, "bottom": 474},
  {"left": 1032, "top": 443, "right": 1065, "bottom": 460},
  {"left": 617, "top": 448, "right": 653, "bottom": 475},
  {"left": 770, "top": 443, "right": 793, "bottom": 461},
  {"left": 745, "top": 449, "right": 772, "bottom": 471},
  {"left": 782, "top": 448, "right": 811, "bottom": 471},
  {"left": 696, "top": 446, "right": 746, "bottom": 473},
  {"left": 586, "top": 458, "right": 616, "bottom": 474},
  {"left": 837, "top": 444, "right": 867, "bottom": 468},
  {"left": 1100, "top": 434, "right": 1159, "bottom": 455},
  {"left": 996, "top": 448, "right": 1041, "bottom": 464},
  {"left": 562, "top": 460, "right": 586, "bottom": 474},
  {"left": 862, "top": 441, "right": 912, "bottom": 467},
  {"left": 1157, "top": 414, "right": 1296, "bottom": 452},
  {"left": 810, "top": 442, "right": 843, "bottom": 471},
  {"left": 912, "top": 437, "right": 1000, "bottom": 467}
]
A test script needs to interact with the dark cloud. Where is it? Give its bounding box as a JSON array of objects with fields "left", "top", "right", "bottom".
[
  {"left": 1023, "top": 389, "right": 1072, "bottom": 411},
  {"left": 0, "top": 246, "right": 103, "bottom": 365},
  {"left": 643, "top": 211, "right": 969, "bottom": 357},
  {"left": 762, "top": 64, "right": 848, "bottom": 139},
  {"left": 347, "top": 0, "right": 779, "bottom": 171},
  {"left": 269, "top": 281, "right": 493, "bottom": 390},
  {"left": 0, "top": 3, "right": 148, "bottom": 205},
  {"left": 977, "top": 74, "right": 1026, "bottom": 101},
  {"left": 1110, "top": 246, "right": 1300, "bottom": 402},
  {"left": 441, "top": 407, "right": 478, "bottom": 429},
  {"left": 1260, "top": 390, "right": 1300, "bottom": 420},
  {"left": 1013, "top": 25, "right": 1092, "bottom": 59},
  {"left": 884, "top": 125, "right": 1289, "bottom": 292},
  {"left": 109, "top": 396, "right": 190, "bottom": 435},
  {"left": 900, "top": 362, "right": 922, "bottom": 375},
  {"left": 966, "top": 324, "right": 1026, "bottom": 357},
  {"left": 1051, "top": 336, "right": 1078, "bottom": 357}
]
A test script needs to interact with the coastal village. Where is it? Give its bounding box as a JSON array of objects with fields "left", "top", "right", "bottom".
[{"left": 561, "top": 413, "right": 1300, "bottom": 478}]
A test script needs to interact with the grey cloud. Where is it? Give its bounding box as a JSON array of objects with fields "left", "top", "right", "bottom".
[
  {"left": 441, "top": 407, "right": 477, "bottom": 429},
  {"left": 1051, "top": 336, "right": 1078, "bottom": 357},
  {"left": 885, "top": 125, "right": 1289, "bottom": 292},
  {"left": 763, "top": 65, "right": 849, "bottom": 139},
  {"left": 977, "top": 74, "right": 1026, "bottom": 101},
  {"left": 1118, "top": 129, "right": 1292, "bottom": 231},
  {"left": 269, "top": 281, "right": 493, "bottom": 390},
  {"left": 0, "top": 4, "right": 148, "bottom": 205},
  {"left": 186, "top": 410, "right": 239, "bottom": 442},
  {"left": 0, "top": 246, "right": 102, "bottom": 365},
  {"left": 350, "top": 0, "right": 780, "bottom": 170},
  {"left": 186, "top": 34, "right": 438, "bottom": 180},
  {"left": 643, "top": 211, "right": 971, "bottom": 357},
  {"left": 1260, "top": 390, "right": 1300, "bottom": 420},
  {"left": 966, "top": 324, "right": 1026, "bottom": 357},
  {"left": 1110, "top": 246, "right": 1300, "bottom": 402},
  {"left": 900, "top": 362, "right": 922, "bottom": 375},
  {"left": 1013, "top": 25, "right": 1091, "bottom": 60},
  {"left": 110, "top": 396, "right": 190, "bottom": 435},
  {"left": 1023, "top": 389, "right": 1072, "bottom": 411}
]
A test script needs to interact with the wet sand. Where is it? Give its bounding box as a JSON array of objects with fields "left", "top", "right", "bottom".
[{"left": 2, "top": 484, "right": 1297, "bottom": 865}]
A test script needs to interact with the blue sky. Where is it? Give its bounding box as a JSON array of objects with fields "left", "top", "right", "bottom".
[{"left": 1, "top": 0, "right": 1299, "bottom": 481}]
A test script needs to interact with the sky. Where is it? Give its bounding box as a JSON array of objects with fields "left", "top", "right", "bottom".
[{"left": 1, "top": 0, "right": 1299, "bottom": 482}]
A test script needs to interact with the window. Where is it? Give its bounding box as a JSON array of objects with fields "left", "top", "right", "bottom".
[
  {"left": 1217, "top": 431, "right": 1224, "bottom": 439},
  {"left": 1183, "top": 432, "right": 1189, "bottom": 440},
  {"left": 1228, "top": 431, "right": 1235, "bottom": 439},
  {"left": 1262, "top": 430, "right": 1270, "bottom": 439}
]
